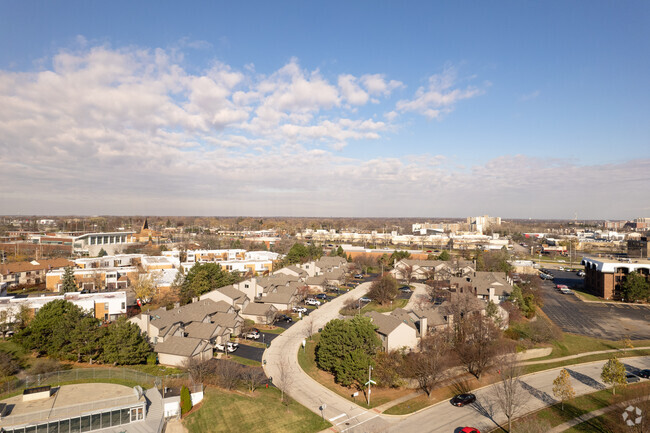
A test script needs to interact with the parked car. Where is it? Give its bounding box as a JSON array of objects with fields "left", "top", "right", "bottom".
[
  {"left": 277, "top": 314, "right": 293, "bottom": 323},
  {"left": 292, "top": 306, "right": 308, "bottom": 313},
  {"left": 215, "top": 342, "right": 237, "bottom": 353},
  {"left": 354, "top": 274, "right": 364, "bottom": 279},
  {"left": 560, "top": 287, "right": 574, "bottom": 295},
  {"left": 577, "top": 271, "right": 585, "bottom": 277},
  {"left": 359, "top": 297, "right": 371, "bottom": 303},
  {"left": 399, "top": 286, "right": 412, "bottom": 293},
  {"left": 626, "top": 373, "right": 641, "bottom": 384},
  {"left": 637, "top": 369, "right": 650, "bottom": 379},
  {"left": 245, "top": 330, "right": 260, "bottom": 339},
  {"left": 451, "top": 393, "right": 476, "bottom": 407},
  {"left": 305, "top": 298, "right": 321, "bottom": 306},
  {"left": 460, "top": 428, "right": 481, "bottom": 433},
  {"left": 316, "top": 293, "right": 328, "bottom": 300}
]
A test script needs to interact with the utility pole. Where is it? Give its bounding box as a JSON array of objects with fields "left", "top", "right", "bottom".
[{"left": 365, "top": 365, "right": 375, "bottom": 406}]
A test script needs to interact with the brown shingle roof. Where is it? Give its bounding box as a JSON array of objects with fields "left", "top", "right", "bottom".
[{"left": 0, "top": 258, "right": 74, "bottom": 276}]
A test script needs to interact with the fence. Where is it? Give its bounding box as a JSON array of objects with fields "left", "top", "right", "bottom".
[{"left": 0, "top": 367, "right": 188, "bottom": 399}]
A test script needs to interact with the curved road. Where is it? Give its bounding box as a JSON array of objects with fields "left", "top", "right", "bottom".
[{"left": 263, "top": 284, "right": 650, "bottom": 433}]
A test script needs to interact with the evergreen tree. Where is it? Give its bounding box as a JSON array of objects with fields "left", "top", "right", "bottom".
[
  {"left": 181, "top": 385, "right": 192, "bottom": 415},
  {"left": 315, "top": 316, "right": 380, "bottom": 389},
  {"left": 99, "top": 317, "right": 151, "bottom": 365},
  {"left": 61, "top": 266, "right": 77, "bottom": 293},
  {"left": 437, "top": 250, "right": 450, "bottom": 261},
  {"left": 181, "top": 263, "right": 240, "bottom": 304},
  {"left": 620, "top": 272, "right": 649, "bottom": 302},
  {"left": 97, "top": 248, "right": 108, "bottom": 257}
]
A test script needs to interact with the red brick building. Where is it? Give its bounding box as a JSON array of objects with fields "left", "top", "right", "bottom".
[{"left": 582, "top": 257, "right": 650, "bottom": 300}]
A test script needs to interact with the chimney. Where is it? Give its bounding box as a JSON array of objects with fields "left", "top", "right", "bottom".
[{"left": 420, "top": 316, "right": 427, "bottom": 339}]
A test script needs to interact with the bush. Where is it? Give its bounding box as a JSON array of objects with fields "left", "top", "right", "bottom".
[
  {"left": 147, "top": 353, "right": 157, "bottom": 366},
  {"left": 28, "top": 358, "right": 66, "bottom": 375},
  {"left": 180, "top": 385, "right": 192, "bottom": 415}
]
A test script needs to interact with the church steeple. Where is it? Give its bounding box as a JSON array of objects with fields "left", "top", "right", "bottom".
[{"left": 141, "top": 218, "right": 149, "bottom": 231}]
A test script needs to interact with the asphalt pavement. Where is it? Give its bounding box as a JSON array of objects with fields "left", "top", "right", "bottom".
[{"left": 541, "top": 271, "right": 650, "bottom": 340}]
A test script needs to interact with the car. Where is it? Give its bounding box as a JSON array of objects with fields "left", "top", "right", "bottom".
[
  {"left": 305, "top": 298, "right": 321, "bottom": 306},
  {"left": 359, "top": 297, "right": 371, "bottom": 303},
  {"left": 215, "top": 343, "right": 237, "bottom": 353},
  {"left": 460, "top": 428, "right": 481, "bottom": 433},
  {"left": 354, "top": 274, "right": 364, "bottom": 279},
  {"left": 577, "top": 271, "right": 585, "bottom": 277},
  {"left": 560, "top": 287, "right": 574, "bottom": 295},
  {"left": 626, "top": 373, "right": 641, "bottom": 384},
  {"left": 399, "top": 286, "right": 412, "bottom": 293},
  {"left": 245, "top": 330, "right": 260, "bottom": 339},
  {"left": 277, "top": 314, "right": 293, "bottom": 323},
  {"left": 316, "top": 293, "right": 328, "bottom": 300},
  {"left": 451, "top": 393, "right": 476, "bottom": 407},
  {"left": 637, "top": 369, "right": 650, "bottom": 379},
  {"left": 559, "top": 266, "right": 565, "bottom": 271},
  {"left": 292, "top": 306, "right": 307, "bottom": 313},
  {"left": 558, "top": 259, "right": 566, "bottom": 263}
]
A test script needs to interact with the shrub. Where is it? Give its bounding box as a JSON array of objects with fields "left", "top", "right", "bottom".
[
  {"left": 147, "top": 353, "right": 157, "bottom": 366},
  {"left": 28, "top": 358, "right": 65, "bottom": 375},
  {"left": 180, "top": 385, "right": 192, "bottom": 415}
]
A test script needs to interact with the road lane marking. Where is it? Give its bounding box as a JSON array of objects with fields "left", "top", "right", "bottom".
[
  {"left": 340, "top": 414, "right": 379, "bottom": 432},
  {"left": 329, "top": 414, "right": 346, "bottom": 422}
]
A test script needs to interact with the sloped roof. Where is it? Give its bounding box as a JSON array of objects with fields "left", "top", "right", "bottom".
[
  {"left": 242, "top": 303, "right": 277, "bottom": 316},
  {"left": 212, "top": 312, "right": 242, "bottom": 328},
  {"left": 217, "top": 285, "right": 248, "bottom": 302},
  {"left": 389, "top": 308, "right": 418, "bottom": 331},
  {"left": 450, "top": 271, "right": 512, "bottom": 296},
  {"left": 412, "top": 306, "right": 450, "bottom": 327},
  {"left": 185, "top": 322, "right": 222, "bottom": 340},
  {"left": 365, "top": 311, "right": 409, "bottom": 336},
  {"left": 0, "top": 258, "right": 74, "bottom": 276},
  {"left": 155, "top": 336, "right": 209, "bottom": 357}
]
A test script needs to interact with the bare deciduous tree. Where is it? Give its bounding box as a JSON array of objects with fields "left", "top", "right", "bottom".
[
  {"left": 183, "top": 358, "right": 214, "bottom": 385},
  {"left": 241, "top": 367, "right": 266, "bottom": 393},
  {"left": 212, "top": 359, "right": 243, "bottom": 390},
  {"left": 492, "top": 354, "right": 529, "bottom": 432},
  {"left": 454, "top": 313, "right": 502, "bottom": 379},
  {"left": 405, "top": 334, "right": 449, "bottom": 397},
  {"left": 275, "top": 360, "right": 294, "bottom": 404}
]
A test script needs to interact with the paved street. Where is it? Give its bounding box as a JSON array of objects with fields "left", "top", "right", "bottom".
[{"left": 541, "top": 271, "right": 650, "bottom": 340}]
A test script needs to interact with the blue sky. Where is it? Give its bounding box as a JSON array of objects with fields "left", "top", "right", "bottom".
[{"left": 1, "top": 1, "right": 648, "bottom": 219}]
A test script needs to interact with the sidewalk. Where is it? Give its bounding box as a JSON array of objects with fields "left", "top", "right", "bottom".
[{"left": 520, "top": 347, "right": 650, "bottom": 366}]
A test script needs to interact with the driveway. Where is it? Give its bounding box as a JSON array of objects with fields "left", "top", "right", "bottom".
[
  {"left": 233, "top": 343, "right": 265, "bottom": 363},
  {"left": 541, "top": 275, "right": 650, "bottom": 340}
]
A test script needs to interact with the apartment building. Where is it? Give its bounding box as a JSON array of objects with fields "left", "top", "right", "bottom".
[
  {"left": 582, "top": 257, "right": 650, "bottom": 300},
  {"left": 0, "top": 258, "right": 74, "bottom": 288}
]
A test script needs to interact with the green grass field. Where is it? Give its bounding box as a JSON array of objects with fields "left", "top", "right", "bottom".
[
  {"left": 184, "top": 386, "right": 331, "bottom": 433},
  {"left": 360, "top": 298, "right": 408, "bottom": 314}
]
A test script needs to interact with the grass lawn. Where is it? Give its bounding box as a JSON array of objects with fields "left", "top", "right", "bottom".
[
  {"left": 572, "top": 289, "right": 607, "bottom": 302},
  {"left": 524, "top": 348, "right": 650, "bottom": 374},
  {"left": 259, "top": 326, "right": 285, "bottom": 335},
  {"left": 227, "top": 355, "right": 262, "bottom": 367},
  {"left": 297, "top": 334, "right": 412, "bottom": 409},
  {"left": 532, "top": 333, "right": 650, "bottom": 362},
  {"left": 360, "top": 298, "right": 408, "bottom": 314},
  {"left": 184, "top": 386, "right": 331, "bottom": 433},
  {"left": 500, "top": 382, "right": 650, "bottom": 433},
  {"left": 126, "top": 364, "right": 184, "bottom": 376}
]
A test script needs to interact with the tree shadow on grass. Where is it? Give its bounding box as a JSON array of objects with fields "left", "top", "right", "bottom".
[{"left": 566, "top": 368, "right": 606, "bottom": 390}]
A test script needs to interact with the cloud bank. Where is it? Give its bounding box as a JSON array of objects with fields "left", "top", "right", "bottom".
[{"left": 0, "top": 43, "right": 646, "bottom": 219}]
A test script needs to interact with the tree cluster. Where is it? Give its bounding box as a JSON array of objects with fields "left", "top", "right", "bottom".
[
  {"left": 315, "top": 316, "right": 381, "bottom": 389},
  {"left": 620, "top": 272, "right": 650, "bottom": 303},
  {"left": 180, "top": 263, "right": 241, "bottom": 304},
  {"left": 474, "top": 249, "right": 512, "bottom": 273},
  {"left": 184, "top": 358, "right": 266, "bottom": 393},
  {"left": 284, "top": 242, "right": 323, "bottom": 265},
  {"left": 15, "top": 300, "right": 151, "bottom": 364}
]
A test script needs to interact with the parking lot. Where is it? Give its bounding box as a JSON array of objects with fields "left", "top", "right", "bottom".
[{"left": 541, "top": 270, "right": 650, "bottom": 340}]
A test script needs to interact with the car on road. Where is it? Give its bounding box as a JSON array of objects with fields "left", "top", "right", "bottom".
[
  {"left": 292, "top": 306, "right": 308, "bottom": 313},
  {"left": 245, "top": 330, "right": 260, "bottom": 339},
  {"left": 354, "top": 274, "right": 364, "bottom": 279},
  {"left": 305, "top": 298, "right": 321, "bottom": 306},
  {"left": 577, "top": 270, "right": 585, "bottom": 277},
  {"left": 359, "top": 297, "right": 371, "bottom": 303},
  {"left": 460, "top": 428, "right": 481, "bottom": 433},
  {"left": 451, "top": 393, "right": 476, "bottom": 407},
  {"left": 277, "top": 314, "right": 293, "bottom": 323},
  {"left": 399, "top": 286, "right": 412, "bottom": 293},
  {"left": 316, "top": 293, "right": 328, "bottom": 300},
  {"left": 626, "top": 373, "right": 641, "bottom": 384},
  {"left": 637, "top": 369, "right": 650, "bottom": 379},
  {"left": 560, "top": 287, "right": 574, "bottom": 295}
]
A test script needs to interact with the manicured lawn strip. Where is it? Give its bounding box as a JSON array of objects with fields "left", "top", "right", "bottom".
[
  {"left": 572, "top": 289, "right": 606, "bottom": 302},
  {"left": 384, "top": 394, "right": 438, "bottom": 415},
  {"left": 227, "top": 355, "right": 262, "bottom": 367},
  {"left": 501, "top": 382, "right": 650, "bottom": 433},
  {"left": 360, "top": 298, "right": 408, "bottom": 314},
  {"left": 524, "top": 349, "right": 650, "bottom": 374},
  {"left": 529, "top": 332, "right": 650, "bottom": 362},
  {"left": 563, "top": 413, "right": 613, "bottom": 433},
  {"left": 297, "top": 333, "right": 411, "bottom": 409},
  {"left": 239, "top": 340, "right": 267, "bottom": 349},
  {"left": 184, "top": 386, "right": 331, "bottom": 433},
  {"left": 260, "top": 327, "right": 285, "bottom": 334}
]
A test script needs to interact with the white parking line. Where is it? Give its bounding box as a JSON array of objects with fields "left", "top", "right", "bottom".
[{"left": 329, "top": 413, "right": 346, "bottom": 422}]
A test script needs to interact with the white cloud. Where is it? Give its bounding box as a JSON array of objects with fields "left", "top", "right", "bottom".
[
  {"left": 396, "top": 66, "right": 484, "bottom": 119},
  {"left": 360, "top": 74, "right": 404, "bottom": 96},
  {"left": 338, "top": 74, "right": 369, "bottom": 105}
]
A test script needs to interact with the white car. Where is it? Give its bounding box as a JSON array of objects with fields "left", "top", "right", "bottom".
[
  {"left": 292, "top": 306, "right": 308, "bottom": 313},
  {"left": 215, "top": 342, "right": 238, "bottom": 352},
  {"left": 305, "top": 298, "right": 321, "bottom": 306},
  {"left": 245, "top": 331, "right": 260, "bottom": 340}
]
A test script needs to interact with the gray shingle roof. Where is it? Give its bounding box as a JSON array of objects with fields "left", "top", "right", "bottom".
[{"left": 155, "top": 336, "right": 209, "bottom": 357}]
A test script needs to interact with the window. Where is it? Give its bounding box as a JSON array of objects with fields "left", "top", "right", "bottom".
[
  {"left": 59, "top": 420, "right": 70, "bottom": 433},
  {"left": 104, "top": 302, "right": 109, "bottom": 310},
  {"left": 37, "top": 425, "right": 48, "bottom": 433},
  {"left": 80, "top": 415, "right": 90, "bottom": 432},
  {"left": 121, "top": 408, "right": 131, "bottom": 424},
  {"left": 111, "top": 410, "right": 121, "bottom": 426},
  {"left": 101, "top": 411, "right": 111, "bottom": 428},
  {"left": 70, "top": 417, "right": 80, "bottom": 433},
  {"left": 91, "top": 414, "right": 101, "bottom": 430},
  {"left": 121, "top": 302, "right": 125, "bottom": 310},
  {"left": 48, "top": 421, "right": 59, "bottom": 433}
]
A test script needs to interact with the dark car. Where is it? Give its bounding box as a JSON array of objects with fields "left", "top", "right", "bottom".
[
  {"left": 277, "top": 314, "right": 293, "bottom": 323},
  {"left": 637, "top": 369, "right": 650, "bottom": 379},
  {"left": 451, "top": 393, "right": 476, "bottom": 407},
  {"left": 626, "top": 373, "right": 641, "bottom": 384},
  {"left": 316, "top": 293, "right": 328, "bottom": 300}
]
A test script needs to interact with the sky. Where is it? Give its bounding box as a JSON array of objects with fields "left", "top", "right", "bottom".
[{"left": 0, "top": 1, "right": 648, "bottom": 219}]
